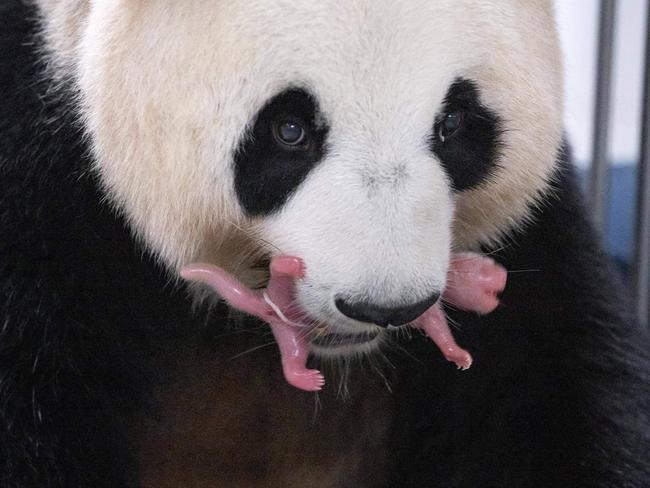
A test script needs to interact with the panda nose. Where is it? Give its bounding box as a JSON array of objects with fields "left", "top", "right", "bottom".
[{"left": 334, "top": 292, "right": 440, "bottom": 327}]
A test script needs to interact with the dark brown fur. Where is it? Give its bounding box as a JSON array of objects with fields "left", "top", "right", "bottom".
[{"left": 134, "top": 336, "right": 393, "bottom": 488}]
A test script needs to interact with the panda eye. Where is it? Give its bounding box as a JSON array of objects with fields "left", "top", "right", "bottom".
[
  {"left": 234, "top": 88, "right": 329, "bottom": 215},
  {"left": 273, "top": 120, "right": 308, "bottom": 147},
  {"left": 437, "top": 111, "right": 463, "bottom": 142}
]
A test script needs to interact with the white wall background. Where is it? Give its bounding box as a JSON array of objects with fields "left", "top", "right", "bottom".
[{"left": 555, "top": 0, "right": 648, "bottom": 166}]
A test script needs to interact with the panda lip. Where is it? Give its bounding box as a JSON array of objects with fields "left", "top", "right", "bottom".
[{"left": 310, "top": 329, "right": 381, "bottom": 348}]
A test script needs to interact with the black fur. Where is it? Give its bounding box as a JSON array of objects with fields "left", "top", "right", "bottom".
[
  {"left": 2, "top": 2, "right": 649, "bottom": 487},
  {"left": 0, "top": 4, "right": 205, "bottom": 486},
  {"left": 430, "top": 78, "right": 502, "bottom": 191},
  {"left": 389, "top": 153, "right": 650, "bottom": 486},
  {"left": 234, "top": 88, "right": 329, "bottom": 216}
]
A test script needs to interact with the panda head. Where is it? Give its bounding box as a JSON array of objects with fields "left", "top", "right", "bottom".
[{"left": 39, "top": 0, "right": 563, "bottom": 351}]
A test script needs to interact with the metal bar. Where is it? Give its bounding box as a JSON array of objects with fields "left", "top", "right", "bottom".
[
  {"left": 633, "top": 3, "right": 650, "bottom": 329},
  {"left": 589, "top": 0, "right": 617, "bottom": 232}
]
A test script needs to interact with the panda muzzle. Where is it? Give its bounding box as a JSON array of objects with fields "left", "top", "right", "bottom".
[{"left": 180, "top": 252, "right": 506, "bottom": 392}]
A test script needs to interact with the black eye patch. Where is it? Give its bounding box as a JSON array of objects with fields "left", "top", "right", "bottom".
[
  {"left": 430, "top": 78, "right": 502, "bottom": 192},
  {"left": 234, "top": 88, "right": 329, "bottom": 216}
]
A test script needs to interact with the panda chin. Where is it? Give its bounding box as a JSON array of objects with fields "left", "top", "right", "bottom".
[{"left": 308, "top": 326, "right": 384, "bottom": 357}]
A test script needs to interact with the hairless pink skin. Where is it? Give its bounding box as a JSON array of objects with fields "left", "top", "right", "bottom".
[
  {"left": 413, "top": 305, "right": 474, "bottom": 370},
  {"left": 444, "top": 253, "right": 508, "bottom": 315},
  {"left": 413, "top": 253, "right": 508, "bottom": 370},
  {"left": 181, "top": 257, "right": 325, "bottom": 391},
  {"left": 181, "top": 252, "right": 507, "bottom": 391}
]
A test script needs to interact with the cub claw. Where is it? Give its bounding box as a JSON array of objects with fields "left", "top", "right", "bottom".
[{"left": 286, "top": 369, "right": 326, "bottom": 392}]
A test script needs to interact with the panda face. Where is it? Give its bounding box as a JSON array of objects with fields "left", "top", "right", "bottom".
[
  {"left": 41, "top": 0, "right": 563, "bottom": 344},
  {"left": 235, "top": 78, "right": 506, "bottom": 336},
  {"left": 246, "top": 83, "right": 454, "bottom": 335}
]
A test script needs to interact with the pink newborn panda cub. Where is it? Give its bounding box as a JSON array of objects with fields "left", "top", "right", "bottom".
[{"left": 181, "top": 252, "right": 506, "bottom": 392}]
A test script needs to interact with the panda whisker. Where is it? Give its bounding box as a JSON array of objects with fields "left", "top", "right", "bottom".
[
  {"left": 506, "top": 268, "right": 541, "bottom": 274},
  {"left": 369, "top": 354, "right": 393, "bottom": 393},
  {"left": 336, "top": 359, "right": 351, "bottom": 399},
  {"left": 228, "top": 340, "right": 278, "bottom": 361},
  {"left": 445, "top": 315, "right": 464, "bottom": 332},
  {"left": 443, "top": 281, "right": 473, "bottom": 291},
  {"left": 392, "top": 341, "right": 423, "bottom": 366},
  {"left": 311, "top": 393, "right": 322, "bottom": 420},
  {"left": 450, "top": 246, "right": 507, "bottom": 262},
  {"left": 376, "top": 343, "right": 399, "bottom": 370},
  {"left": 242, "top": 222, "right": 284, "bottom": 255},
  {"left": 440, "top": 299, "right": 462, "bottom": 313},
  {"left": 480, "top": 246, "right": 507, "bottom": 257},
  {"left": 216, "top": 324, "right": 268, "bottom": 338},
  {"left": 402, "top": 325, "right": 415, "bottom": 342}
]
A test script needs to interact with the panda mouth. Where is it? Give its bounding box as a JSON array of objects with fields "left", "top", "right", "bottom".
[
  {"left": 260, "top": 288, "right": 383, "bottom": 350},
  {"left": 181, "top": 252, "right": 506, "bottom": 392}
]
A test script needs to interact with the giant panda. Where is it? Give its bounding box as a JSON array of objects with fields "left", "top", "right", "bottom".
[{"left": 1, "top": 0, "right": 649, "bottom": 486}]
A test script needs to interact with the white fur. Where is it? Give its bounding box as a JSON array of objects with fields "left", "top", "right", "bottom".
[{"left": 37, "top": 0, "right": 563, "bottom": 336}]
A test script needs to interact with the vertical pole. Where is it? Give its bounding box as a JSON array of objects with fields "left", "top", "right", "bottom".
[
  {"left": 633, "top": 2, "right": 650, "bottom": 329},
  {"left": 589, "top": 0, "right": 617, "bottom": 232}
]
